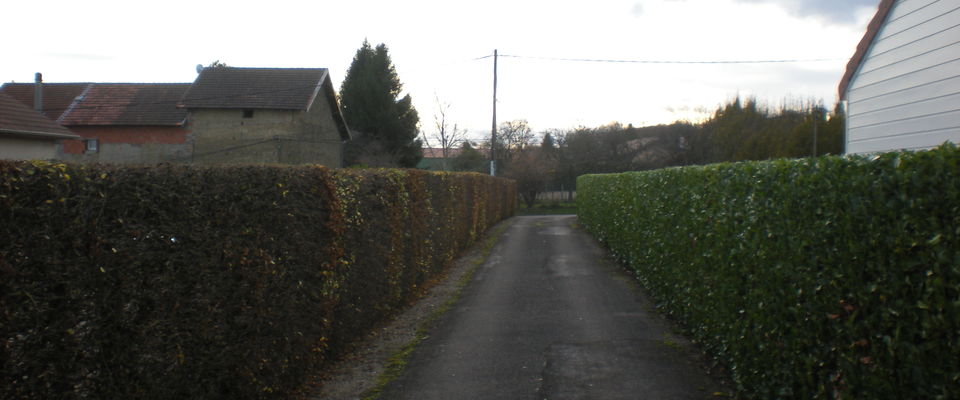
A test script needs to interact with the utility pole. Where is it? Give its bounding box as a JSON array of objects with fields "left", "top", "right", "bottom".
[
  {"left": 812, "top": 104, "right": 819, "bottom": 157},
  {"left": 490, "top": 49, "right": 498, "bottom": 176}
]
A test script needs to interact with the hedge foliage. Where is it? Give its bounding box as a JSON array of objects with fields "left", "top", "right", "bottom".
[
  {"left": 578, "top": 144, "right": 959, "bottom": 399},
  {"left": 0, "top": 162, "right": 514, "bottom": 399}
]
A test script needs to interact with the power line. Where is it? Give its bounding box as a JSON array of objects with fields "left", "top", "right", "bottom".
[
  {"left": 477, "top": 53, "right": 847, "bottom": 64},
  {"left": 12, "top": 52, "right": 847, "bottom": 116}
]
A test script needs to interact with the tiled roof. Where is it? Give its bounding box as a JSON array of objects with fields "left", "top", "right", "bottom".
[
  {"left": 0, "top": 92, "right": 78, "bottom": 139},
  {"left": 0, "top": 83, "right": 89, "bottom": 120},
  {"left": 180, "top": 67, "right": 328, "bottom": 110},
  {"left": 838, "top": 0, "right": 896, "bottom": 99},
  {"left": 59, "top": 84, "right": 190, "bottom": 126},
  {"left": 421, "top": 147, "right": 490, "bottom": 158},
  {"left": 422, "top": 148, "right": 463, "bottom": 158},
  {"left": 0, "top": 83, "right": 189, "bottom": 126}
]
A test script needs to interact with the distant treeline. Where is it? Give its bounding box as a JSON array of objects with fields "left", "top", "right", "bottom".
[
  {"left": 537, "top": 97, "right": 845, "bottom": 191},
  {"left": 440, "top": 96, "right": 845, "bottom": 200}
]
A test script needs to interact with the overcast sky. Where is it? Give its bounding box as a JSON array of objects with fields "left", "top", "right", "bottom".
[{"left": 3, "top": 0, "right": 881, "bottom": 142}]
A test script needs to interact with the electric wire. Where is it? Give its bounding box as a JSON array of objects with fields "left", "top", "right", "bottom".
[
  {"left": 478, "top": 53, "right": 848, "bottom": 64},
  {"left": 11, "top": 52, "right": 847, "bottom": 116}
]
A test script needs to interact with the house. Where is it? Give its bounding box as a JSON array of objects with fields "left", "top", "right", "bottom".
[
  {"left": 417, "top": 147, "right": 464, "bottom": 171},
  {"left": 2, "top": 67, "right": 350, "bottom": 166},
  {"left": 1, "top": 79, "right": 191, "bottom": 163},
  {"left": 839, "top": 0, "right": 960, "bottom": 154},
  {"left": 417, "top": 146, "right": 490, "bottom": 172},
  {"left": 0, "top": 92, "right": 79, "bottom": 160},
  {"left": 179, "top": 67, "right": 350, "bottom": 167}
]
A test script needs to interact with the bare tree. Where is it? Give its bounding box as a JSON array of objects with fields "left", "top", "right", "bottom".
[
  {"left": 504, "top": 147, "right": 556, "bottom": 208},
  {"left": 420, "top": 95, "right": 468, "bottom": 171},
  {"left": 495, "top": 119, "right": 536, "bottom": 171}
]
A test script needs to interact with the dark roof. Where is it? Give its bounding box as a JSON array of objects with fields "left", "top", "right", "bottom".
[
  {"left": 0, "top": 83, "right": 189, "bottom": 126},
  {"left": 0, "top": 82, "right": 89, "bottom": 120},
  {"left": 180, "top": 67, "right": 328, "bottom": 110},
  {"left": 60, "top": 84, "right": 190, "bottom": 126},
  {"left": 0, "top": 92, "right": 78, "bottom": 139},
  {"left": 839, "top": 0, "right": 896, "bottom": 100}
]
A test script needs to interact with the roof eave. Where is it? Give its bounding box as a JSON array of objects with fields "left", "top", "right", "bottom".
[
  {"left": 0, "top": 129, "right": 80, "bottom": 140},
  {"left": 838, "top": 0, "right": 897, "bottom": 100},
  {"left": 62, "top": 122, "right": 187, "bottom": 127},
  {"left": 303, "top": 69, "right": 327, "bottom": 112},
  {"left": 317, "top": 72, "right": 351, "bottom": 142}
]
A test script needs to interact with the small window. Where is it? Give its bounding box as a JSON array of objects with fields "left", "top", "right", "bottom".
[
  {"left": 85, "top": 139, "right": 99, "bottom": 152},
  {"left": 242, "top": 109, "right": 255, "bottom": 118}
]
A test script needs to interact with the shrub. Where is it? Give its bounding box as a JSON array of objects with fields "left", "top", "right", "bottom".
[
  {"left": 0, "top": 162, "right": 514, "bottom": 399},
  {"left": 578, "top": 144, "right": 960, "bottom": 399}
]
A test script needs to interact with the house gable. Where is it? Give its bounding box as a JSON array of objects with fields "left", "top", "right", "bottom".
[{"left": 841, "top": 0, "right": 960, "bottom": 154}]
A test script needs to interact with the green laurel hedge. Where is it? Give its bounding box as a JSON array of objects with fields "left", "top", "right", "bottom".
[
  {"left": 0, "top": 162, "right": 514, "bottom": 399},
  {"left": 578, "top": 144, "right": 959, "bottom": 399}
]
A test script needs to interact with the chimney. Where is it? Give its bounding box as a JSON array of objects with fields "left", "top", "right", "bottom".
[{"left": 34, "top": 72, "right": 43, "bottom": 113}]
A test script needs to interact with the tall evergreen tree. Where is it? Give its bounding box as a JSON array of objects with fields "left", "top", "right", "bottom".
[{"left": 339, "top": 40, "right": 422, "bottom": 167}]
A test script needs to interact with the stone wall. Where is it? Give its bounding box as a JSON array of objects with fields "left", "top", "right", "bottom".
[{"left": 188, "top": 96, "right": 344, "bottom": 167}]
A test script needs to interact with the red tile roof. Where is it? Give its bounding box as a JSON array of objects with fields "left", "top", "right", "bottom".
[
  {"left": 0, "top": 83, "right": 89, "bottom": 120},
  {"left": 59, "top": 84, "right": 190, "bottom": 126},
  {"left": 422, "top": 148, "right": 460, "bottom": 158},
  {"left": 421, "top": 147, "right": 490, "bottom": 158},
  {"left": 180, "top": 67, "right": 328, "bottom": 110},
  {"left": 838, "top": 0, "right": 896, "bottom": 100},
  {"left": 0, "top": 83, "right": 189, "bottom": 126},
  {"left": 0, "top": 92, "right": 78, "bottom": 139}
]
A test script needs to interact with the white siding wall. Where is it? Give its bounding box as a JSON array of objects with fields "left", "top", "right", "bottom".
[{"left": 846, "top": 0, "right": 960, "bottom": 154}]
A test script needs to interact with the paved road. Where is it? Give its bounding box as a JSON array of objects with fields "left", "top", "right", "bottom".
[{"left": 380, "top": 215, "right": 726, "bottom": 400}]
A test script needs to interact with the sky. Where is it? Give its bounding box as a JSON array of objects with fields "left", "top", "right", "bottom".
[{"left": 2, "top": 0, "right": 881, "bottom": 143}]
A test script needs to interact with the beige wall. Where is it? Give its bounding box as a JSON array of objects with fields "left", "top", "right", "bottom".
[
  {"left": 0, "top": 137, "right": 59, "bottom": 160},
  {"left": 189, "top": 96, "right": 344, "bottom": 167}
]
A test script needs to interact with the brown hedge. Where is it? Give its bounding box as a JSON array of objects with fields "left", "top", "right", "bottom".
[{"left": 0, "top": 161, "right": 515, "bottom": 399}]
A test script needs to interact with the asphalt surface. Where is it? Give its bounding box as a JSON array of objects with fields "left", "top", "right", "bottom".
[{"left": 379, "top": 215, "right": 727, "bottom": 400}]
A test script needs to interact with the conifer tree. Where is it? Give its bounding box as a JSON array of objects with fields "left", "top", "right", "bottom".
[{"left": 339, "top": 40, "right": 422, "bottom": 167}]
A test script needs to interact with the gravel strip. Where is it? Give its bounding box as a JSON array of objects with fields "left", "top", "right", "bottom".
[{"left": 303, "top": 219, "right": 513, "bottom": 400}]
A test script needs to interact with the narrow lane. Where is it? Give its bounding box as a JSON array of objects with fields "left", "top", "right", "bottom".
[{"left": 380, "top": 215, "right": 725, "bottom": 399}]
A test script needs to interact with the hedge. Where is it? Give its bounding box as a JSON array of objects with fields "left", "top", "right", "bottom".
[
  {"left": 578, "top": 144, "right": 959, "bottom": 399},
  {"left": 0, "top": 162, "right": 515, "bottom": 399}
]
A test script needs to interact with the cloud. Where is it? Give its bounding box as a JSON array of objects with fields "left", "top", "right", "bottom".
[
  {"left": 734, "top": 0, "right": 880, "bottom": 24},
  {"left": 632, "top": 3, "right": 645, "bottom": 17}
]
